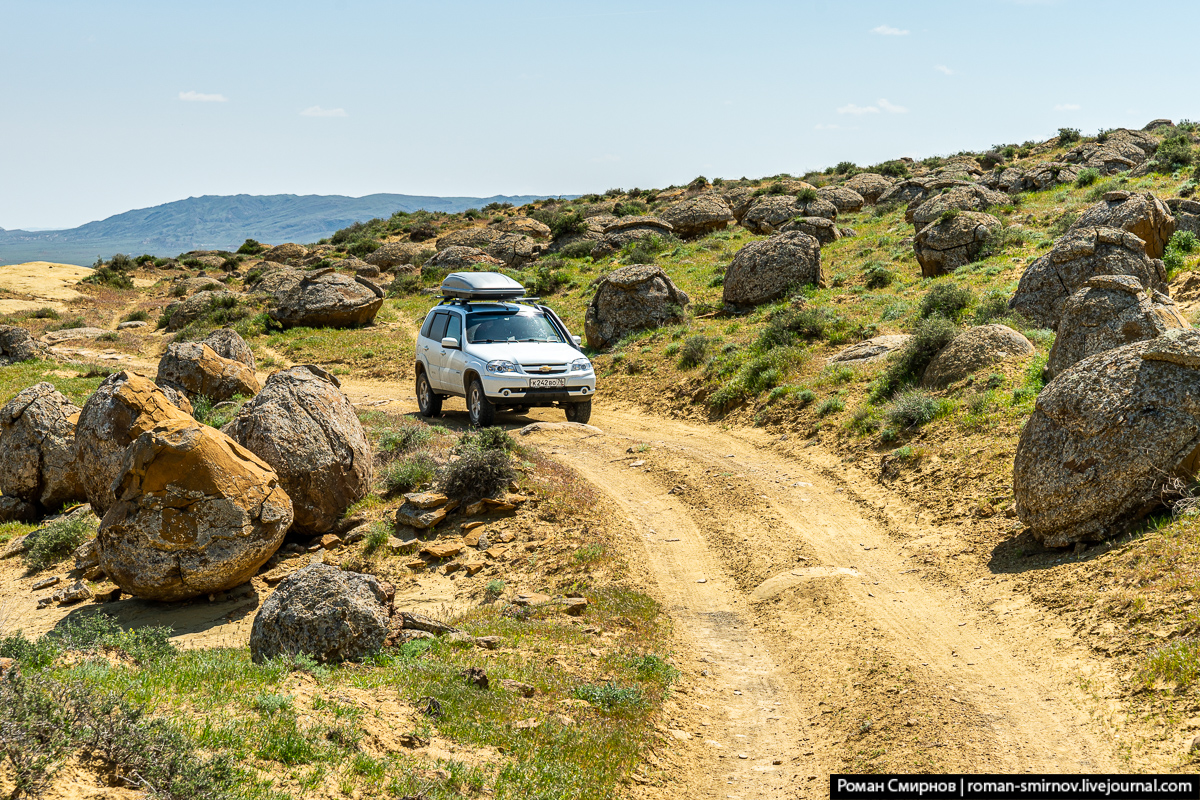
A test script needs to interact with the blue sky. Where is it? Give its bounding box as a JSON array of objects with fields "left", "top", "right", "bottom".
[{"left": 3, "top": 0, "right": 1197, "bottom": 229}]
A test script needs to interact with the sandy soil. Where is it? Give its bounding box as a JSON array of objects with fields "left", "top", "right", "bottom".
[{"left": 0, "top": 261, "right": 91, "bottom": 314}]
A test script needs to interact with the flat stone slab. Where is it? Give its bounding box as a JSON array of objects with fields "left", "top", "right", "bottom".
[{"left": 828, "top": 335, "right": 911, "bottom": 365}]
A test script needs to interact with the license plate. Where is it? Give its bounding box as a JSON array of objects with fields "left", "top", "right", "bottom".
[{"left": 529, "top": 378, "right": 565, "bottom": 388}]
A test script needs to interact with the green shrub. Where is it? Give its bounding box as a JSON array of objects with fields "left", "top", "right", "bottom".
[
  {"left": 573, "top": 682, "right": 646, "bottom": 713},
  {"left": 1074, "top": 168, "right": 1100, "bottom": 188},
  {"left": 237, "top": 238, "right": 265, "bottom": 255},
  {"left": 621, "top": 234, "right": 672, "bottom": 263},
  {"left": 919, "top": 282, "right": 975, "bottom": 320},
  {"left": 873, "top": 317, "right": 959, "bottom": 400},
  {"left": 980, "top": 225, "right": 1033, "bottom": 257},
  {"left": 558, "top": 240, "right": 596, "bottom": 259},
  {"left": 766, "top": 306, "right": 848, "bottom": 343},
  {"left": 439, "top": 445, "right": 517, "bottom": 499},
  {"left": 1164, "top": 230, "right": 1200, "bottom": 277},
  {"left": 796, "top": 187, "right": 819, "bottom": 203},
  {"left": 796, "top": 388, "right": 816, "bottom": 405},
  {"left": 876, "top": 161, "right": 910, "bottom": 179},
  {"left": 835, "top": 161, "right": 856, "bottom": 175},
  {"left": 1057, "top": 127, "right": 1082, "bottom": 145},
  {"left": 863, "top": 263, "right": 895, "bottom": 289},
  {"left": 677, "top": 335, "right": 709, "bottom": 369},
  {"left": 380, "top": 425, "right": 432, "bottom": 454},
  {"left": 973, "top": 291, "right": 1017, "bottom": 325},
  {"left": 23, "top": 514, "right": 96, "bottom": 572},
  {"left": 383, "top": 452, "right": 437, "bottom": 495},
  {"left": 345, "top": 238, "right": 380, "bottom": 258},
  {"left": 887, "top": 389, "right": 948, "bottom": 429},
  {"left": 1137, "top": 638, "right": 1200, "bottom": 689},
  {"left": 485, "top": 579, "right": 506, "bottom": 597},
  {"left": 121, "top": 309, "right": 149, "bottom": 323},
  {"left": 816, "top": 395, "right": 844, "bottom": 416},
  {"left": 526, "top": 263, "right": 569, "bottom": 296},
  {"left": 192, "top": 394, "right": 248, "bottom": 429},
  {"left": 1153, "top": 133, "right": 1195, "bottom": 173},
  {"left": 612, "top": 201, "right": 648, "bottom": 217},
  {"left": 548, "top": 211, "right": 588, "bottom": 238},
  {"left": 459, "top": 427, "right": 515, "bottom": 453}
]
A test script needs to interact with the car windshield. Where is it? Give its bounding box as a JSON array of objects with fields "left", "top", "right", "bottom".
[{"left": 465, "top": 311, "right": 564, "bottom": 343}]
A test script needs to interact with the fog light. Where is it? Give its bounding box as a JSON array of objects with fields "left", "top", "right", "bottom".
[{"left": 502, "top": 389, "right": 510, "bottom": 397}]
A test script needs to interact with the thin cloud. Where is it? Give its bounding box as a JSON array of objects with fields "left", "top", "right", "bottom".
[
  {"left": 878, "top": 98, "right": 908, "bottom": 114},
  {"left": 871, "top": 24, "right": 909, "bottom": 35},
  {"left": 1055, "top": 103, "right": 1081, "bottom": 111},
  {"left": 838, "top": 103, "right": 879, "bottom": 115},
  {"left": 814, "top": 123, "right": 844, "bottom": 130},
  {"left": 179, "top": 90, "right": 227, "bottom": 103},
  {"left": 300, "top": 106, "right": 347, "bottom": 117},
  {"left": 935, "top": 65, "right": 954, "bottom": 75}
]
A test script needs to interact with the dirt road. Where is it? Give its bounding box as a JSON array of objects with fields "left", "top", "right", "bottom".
[{"left": 338, "top": 381, "right": 1130, "bottom": 796}]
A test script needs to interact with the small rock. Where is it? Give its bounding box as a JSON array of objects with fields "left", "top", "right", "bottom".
[
  {"left": 422, "top": 541, "right": 463, "bottom": 560},
  {"left": 92, "top": 582, "right": 122, "bottom": 603},
  {"left": 82, "top": 565, "right": 104, "bottom": 581},
  {"left": 343, "top": 525, "right": 370, "bottom": 544},
  {"left": 0, "top": 657, "right": 17, "bottom": 680},
  {"left": 318, "top": 533, "right": 343, "bottom": 550},
  {"left": 463, "top": 500, "right": 486, "bottom": 516},
  {"left": 1190, "top": 734, "right": 1200, "bottom": 753},
  {"left": 53, "top": 580, "right": 91, "bottom": 606},
  {"left": 465, "top": 562, "right": 485, "bottom": 576},
  {"left": 396, "top": 504, "right": 448, "bottom": 530},
  {"left": 462, "top": 666, "right": 489, "bottom": 689},
  {"left": 669, "top": 729, "right": 691, "bottom": 741},
  {"left": 443, "top": 561, "right": 463, "bottom": 575},
  {"left": 31, "top": 576, "right": 61, "bottom": 591},
  {"left": 738, "top": 753, "right": 748, "bottom": 760},
  {"left": 906, "top": 717, "right": 919, "bottom": 727},
  {"left": 513, "top": 718, "right": 540, "bottom": 730},
  {"left": 404, "top": 490, "right": 450, "bottom": 509},
  {"left": 36, "top": 596, "right": 52, "bottom": 609},
  {"left": 73, "top": 539, "right": 99, "bottom": 570},
  {"left": 387, "top": 534, "right": 417, "bottom": 555},
  {"left": 405, "top": 559, "right": 427, "bottom": 570},
  {"left": 462, "top": 520, "right": 485, "bottom": 532},
  {"left": 500, "top": 679, "right": 536, "bottom": 697},
  {"left": 562, "top": 597, "right": 589, "bottom": 616},
  {"left": 513, "top": 592, "right": 552, "bottom": 606},
  {"left": 117, "top": 320, "right": 147, "bottom": 330},
  {"left": 475, "top": 635, "right": 502, "bottom": 650}
]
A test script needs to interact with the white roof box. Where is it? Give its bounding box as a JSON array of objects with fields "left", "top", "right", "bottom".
[{"left": 440, "top": 271, "right": 526, "bottom": 300}]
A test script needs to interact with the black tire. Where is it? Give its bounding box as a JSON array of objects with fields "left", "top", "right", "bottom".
[
  {"left": 416, "top": 370, "right": 442, "bottom": 417},
  {"left": 565, "top": 399, "right": 592, "bottom": 424},
  {"left": 467, "top": 377, "right": 496, "bottom": 427}
]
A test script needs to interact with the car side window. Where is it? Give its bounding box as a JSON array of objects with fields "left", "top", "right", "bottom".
[
  {"left": 429, "top": 313, "right": 450, "bottom": 342},
  {"left": 419, "top": 311, "right": 438, "bottom": 339},
  {"left": 445, "top": 313, "right": 462, "bottom": 344}
]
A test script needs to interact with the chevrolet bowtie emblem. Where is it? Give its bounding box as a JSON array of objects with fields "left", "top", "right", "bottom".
[{"left": 539, "top": 366, "right": 551, "bottom": 373}]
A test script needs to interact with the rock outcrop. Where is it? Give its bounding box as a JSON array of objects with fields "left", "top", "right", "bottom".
[
  {"left": 843, "top": 173, "right": 894, "bottom": 204},
  {"left": 249, "top": 563, "right": 389, "bottom": 663},
  {"left": 1068, "top": 191, "right": 1176, "bottom": 260},
  {"left": 1009, "top": 226, "right": 1169, "bottom": 329},
  {"left": 157, "top": 342, "right": 261, "bottom": 403},
  {"left": 423, "top": 246, "right": 504, "bottom": 271},
  {"left": 740, "top": 196, "right": 802, "bottom": 235},
  {"left": 584, "top": 265, "right": 690, "bottom": 349},
  {"left": 167, "top": 290, "right": 238, "bottom": 332},
  {"left": 722, "top": 231, "right": 824, "bottom": 308},
  {"left": 74, "top": 372, "right": 195, "bottom": 516},
  {"left": 364, "top": 242, "right": 427, "bottom": 272},
  {"left": 202, "top": 328, "right": 255, "bottom": 370},
  {"left": 780, "top": 216, "right": 841, "bottom": 246},
  {"left": 0, "top": 326, "right": 39, "bottom": 365},
  {"left": 98, "top": 418, "right": 293, "bottom": 601},
  {"left": 591, "top": 217, "right": 675, "bottom": 259},
  {"left": 817, "top": 186, "right": 865, "bottom": 213},
  {"left": 828, "top": 335, "right": 912, "bottom": 365},
  {"left": 921, "top": 325, "right": 1034, "bottom": 387},
  {"left": 1046, "top": 275, "right": 1189, "bottom": 379},
  {"left": 659, "top": 195, "right": 734, "bottom": 238},
  {"left": 1167, "top": 197, "right": 1200, "bottom": 238},
  {"left": 1014, "top": 329, "right": 1200, "bottom": 547},
  {"left": 913, "top": 212, "right": 1002, "bottom": 277},
  {"left": 494, "top": 216, "right": 552, "bottom": 240},
  {"left": 909, "top": 185, "right": 1010, "bottom": 231},
  {"left": 268, "top": 268, "right": 385, "bottom": 329},
  {"left": 262, "top": 243, "right": 308, "bottom": 264},
  {"left": 0, "top": 384, "right": 85, "bottom": 513},
  {"left": 223, "top": 366, "right": 371, "bottom": 536}
]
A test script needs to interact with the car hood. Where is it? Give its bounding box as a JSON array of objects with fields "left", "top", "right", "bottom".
[{"left": 466, "top": 341, "right": 585, "bottom": 366}]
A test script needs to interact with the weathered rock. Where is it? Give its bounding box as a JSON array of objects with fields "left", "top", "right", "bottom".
[
  {"left": 739, "top": 196, "right": 801, "bottom": 235},
  {"left": 1009, "top": 226, "right": 1169, "bottom": 329},
  {"left": 591, "top": 217, "right": 675, "bottom": 258},
  {"left": 202, "top": 328, "right": 256, "bottom": 370},
  {"left": 424, "top": 246, "right": 504, "bottom": 271},
  {"left": 1022, "top": 162, "right": 1083, "bottom": 192},
  {"left": 921, "top": 325, "right": 1034, "bottom": 387},
  {"left": 74, "top": 538, "right": 99, "bottom": 570},
  {"left": 486, "top": 232, "right": 542, "bottom": 268},
  {"left": 1014, "top": 329, "right": 1200, "bottom": 546},
  {"left": 396, "top": 504, "right": 448, "bottom": 530},
  {"left": 780, "top": 216, "right": 841, "bottom": 246},
  {"left": 0, "top": 496, "right": 36, "bottom": 523},
  {"left": 364, "top": 242, "right": 427, "bottom": 272},
  {"left": 878, "top": 178, "right": 935, "bottom": 207},
  {"left": 909, "top": 185, "right": 1011, "bottom": 230},
  {"left": 1068, "top": 191, "right": 1176, "bottom": 260},
  {"left": 436, "top": 227, "right": 500, "bottom": 251},
  {"left": 723, "top": 187, "right": 757, "bottom": 222},
  {"left": 494, "top": 216, "right": 552, "bottom": 240},
  {"left": 584, "top": 264, "right": 690, "bottom": 349},
  {"left": 828, "top": 335, "right": 912, "bottom": 365},
  {"left": 1064, "top": 129, "right": 1158, "bottom": 174},
  {"left": 0, "top": 326, "right": 40, "bottom": 365},
  {"left": 817, "top": 186, "right": 865, "bottom": 213},
  {"left": 404, "top": 490, "right": 449, "bottom": 509},
  {"left": 157, "top": 385, "right": 194, "bottom": 417},
  {"left": 723, "top": 231, "right": 823, "bottom": 308},
  {"left": 1046, "top": 275, "right": 1189, "bottom": 379},
  {"left": 98, "top": 418, "right": 293, "bottom": 601},
  {"left": 117, "top": 320, "right": 147, "bottom": 330},
  {"left": 0, "top": 383, "right": 85, "bottom": 512},
  {"left": 170, "top": 276, "right": 228, "bottom": 297},
  {"left": 268, "top": 268, "right": 385, "bottom": 329},
  {"left": 262, "top": 243, "right": 309, "bottom": 264},
  {"left": 222, "top": 366, "right": 371, "bottom": 536},
  {"left": 74, "top": 372, "right": 195, "bottom": 516},
  {"left": 38, "top": 327, "right": 111, "bottom": 345},
  {"left": 252, "top": 267, "right": 305, "bottom": 299},
  {"left": 1167, "top": 197, "right": 1200, "bottom": 238},
  {"left": 913, "top": 212, "right": 1002, "bottom": 277},
  {"left": 157, "top": 342, "right": 260, "bottom": 403},
  {"left": 167, "top": 290, "right": 238, "bottom": 332},
  {"left": 843, "top": 173, "right": 894, "bottom": 204},
  {"left": 249, "top": 563, "right": 388, "bottom": 663},
  {"left": 659, "top": 195, "right": 735, "bottom": 238}
]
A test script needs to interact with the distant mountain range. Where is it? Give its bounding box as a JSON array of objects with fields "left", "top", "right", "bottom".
[{"left": 0, "top": 193, "right": 567, "bottom": 266}]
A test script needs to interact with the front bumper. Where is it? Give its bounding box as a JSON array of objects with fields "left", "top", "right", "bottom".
[{"left": 479, "top": 372, "right": 596, "bottom": 404}]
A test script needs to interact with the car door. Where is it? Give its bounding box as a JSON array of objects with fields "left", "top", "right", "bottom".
[
  {"left": 440, "top": 312, "right": 467, "bottom": 394},
  {"left": 424, "top": 312, "right": 451, "bottom": 390}
]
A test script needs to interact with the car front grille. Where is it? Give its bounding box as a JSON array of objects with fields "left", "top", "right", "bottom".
[{"left": 520, "top": 363, "right": 568, "bottom": 375}]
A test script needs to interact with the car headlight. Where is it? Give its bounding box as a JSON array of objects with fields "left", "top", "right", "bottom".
[
  {"left": 570, "top": 358, "right": 592, "bottom": 372},
  {"left": 486, "top": 360, "right": 520, "bottom": 374}
]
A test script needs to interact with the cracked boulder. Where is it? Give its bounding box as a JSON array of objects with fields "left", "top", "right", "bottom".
[
  {"left": 913, "top": 211, "right": 1002, "bottom": 277},
  {"left": 423, "top": 246, "right": 503, "bottom": 271},
  {"left": 98, "top": 418, "right": 292, "bottom": 601},
  {"left": 1068, "top": 191, "right": 1176, "bottom": 259},
  {"left": 659, "top": 195, "right": 734, "bottom": 238},
  {"left": 202, "top": 328, "right": 256, "bottom": 370},
  {"left": 268, "top": 268, "right": 385, "bottom": 329},
  {"left": 262, "top": 242, "right": 308, "bottom": 264},
  {"left": 223, "top": 366, "right": 371, "bottom": 536},
  {"left": 1046, "top": 275, "right": 1189, "bottom": 379},
  {"left": 0, "top": 383, "right": 85, "bottom": 513},
  {"left": 584, "top": 264, "right": 689, "bottom": 349},
  {"left": 493, "top": 216, "right": 551, "bottom": 240},
  {"left": 1009, "top": 226, "right": 1169, "bottom": 329},
  {"left": 0, "top": 326, "right": 40, "bottom": 365},
  {"left": 723, "top": 231, "right": 824, "bottom": 308},
  {"left": 250, "top": 563, "right": 389, "bottom": 663},
  {"left": 1014, "top": 329, "right": 1200, "bottom": 547},
  {"left": 591, "top": 217, "right": 675, "bottom": 259},
  {"left": 842, "top": 173, "right": 894, "bottom": 204},
  {"left": 157, "top": 342, "right": 261, "bottom": 403},
  {"left": 780, "top": 216, "right": 840, "bottom": 246},
  {"left": 817, "top": 186, "right": 865, "bottom": 213},
  {"left": 909, "top": 185, "right": 1010, "bottom": 231},
  {"left": 1167, "top": 197, "right": 1200, "bottom": 238}
]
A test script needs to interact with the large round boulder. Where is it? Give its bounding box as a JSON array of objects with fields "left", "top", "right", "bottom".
[
  {"left": 494, "top": 216, "right": 551, "bottom": 240},
  {"left": 262, "top": 243, "right": 308, "bottom": 264},
  {"left": 157, "top": 342, "right": 261, "bottom": 403},
  {"left": 780, "top": 216, "right": 841, "bottom": 246},
  {"left": 251, "top": 267, "right": 305, "bottom": 299},
  {"left": 1009, "top": 226, "right": 1169, "bottom": 329},
  {"left": 843, "top": 173, "right": 894, "bottom": 204},
  {"left": 167, "top": 290, "right": 239, "bottom": 332},
  {"left": 364, "top": 242, "right": 426, "bottom": 273},
  {"left": 74, "top": 372, "right": 195, "bottom": 516},
  {"left": 98, "top": 418, "right": 293, "bottom": 601},
  {"left": 249, "top": 563, "right": 389, "bottom": 664},
  {"left": 921, "top": 325, "right": 1034, "bottom": 388},
  {"left": 486, "top": 232, "right": 542, "bottom": 268},
  {"left": 0, "top": 384, "right": 85, "bottom": 513},
  {"left": 817, "top": 186, "right": 865, "bottom": 213},
  {"left": 723, "top": 231, "right": 824, "bottom": 308},
  {"left": 223, "top": 366, "right": 371, "bottom": 536},
  {"left": 268, "top": 268, "right": 385, "bottom": 329},
  {"left": 913, "top": 212, "right": 1002, "bottom": 277},
  {"left": 424, "top": 246, "right": 503, "bottom": 271},
  {"left": 584, "top": 265, "right": 690, "bottom": 349},
  {"left": 1046, "top": 275, "right": 1189, "bottom": 379},
  {"left": 0, "top": 326, "right": 39, "bottom": 365},
  {"left": 740, "top": 196, "right": 802, "bottom": 235},
  {"left": 659, "top": 195, "right": 734, "bottom": 238},
  {"left": 1068, "top": 191, "right": 1176, "bottom": 260},
  {"left": 909, "top": 185, "right": 1010, "bottom": 231},
  {"left": 436, "top": 227, "right": 500, "bottom": 251},
  {"left": 1014, "top": 329, "right": 1200, "bottom": 547},
  {"left": 202, "top": 328, "right": 255, "bottom": 370},
  {"left": 591, "top": 217, "right": 675, "bottom": 259},
  {"left": 878, "top": 178, "right": 933, "bottom": 207}
]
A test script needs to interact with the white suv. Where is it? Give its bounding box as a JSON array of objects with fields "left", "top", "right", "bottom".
[{"left": 414, "top": 272, "right": 596, "bottom": 426}]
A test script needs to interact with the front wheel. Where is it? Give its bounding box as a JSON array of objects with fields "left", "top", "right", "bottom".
[
  {"left": 565, "top": 399, "right": 592, "bottom": 424},
  {"left": 416, "top": 371, "right": 442, "bottom": 417},
  {"left": 467, "top": 378, "right": 496, "bottom": 427}
]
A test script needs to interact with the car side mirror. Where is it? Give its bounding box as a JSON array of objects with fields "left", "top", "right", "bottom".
[
  {"left": 572, "top": 335, "right": 582, "bottom": 346},
  {"left": 441, "top": 337, "right": 460, "bottom": 350}
]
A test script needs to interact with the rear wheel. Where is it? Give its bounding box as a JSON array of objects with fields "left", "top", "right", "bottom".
[
  {"left": 467, "top": 378, "right": 496, "bottom": 427},
  {"left": 565, "top": 399, "right": 592, "bottom": 424},
  {"left": 417, "top": 371, "right": 442, "bottom": 417}
]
